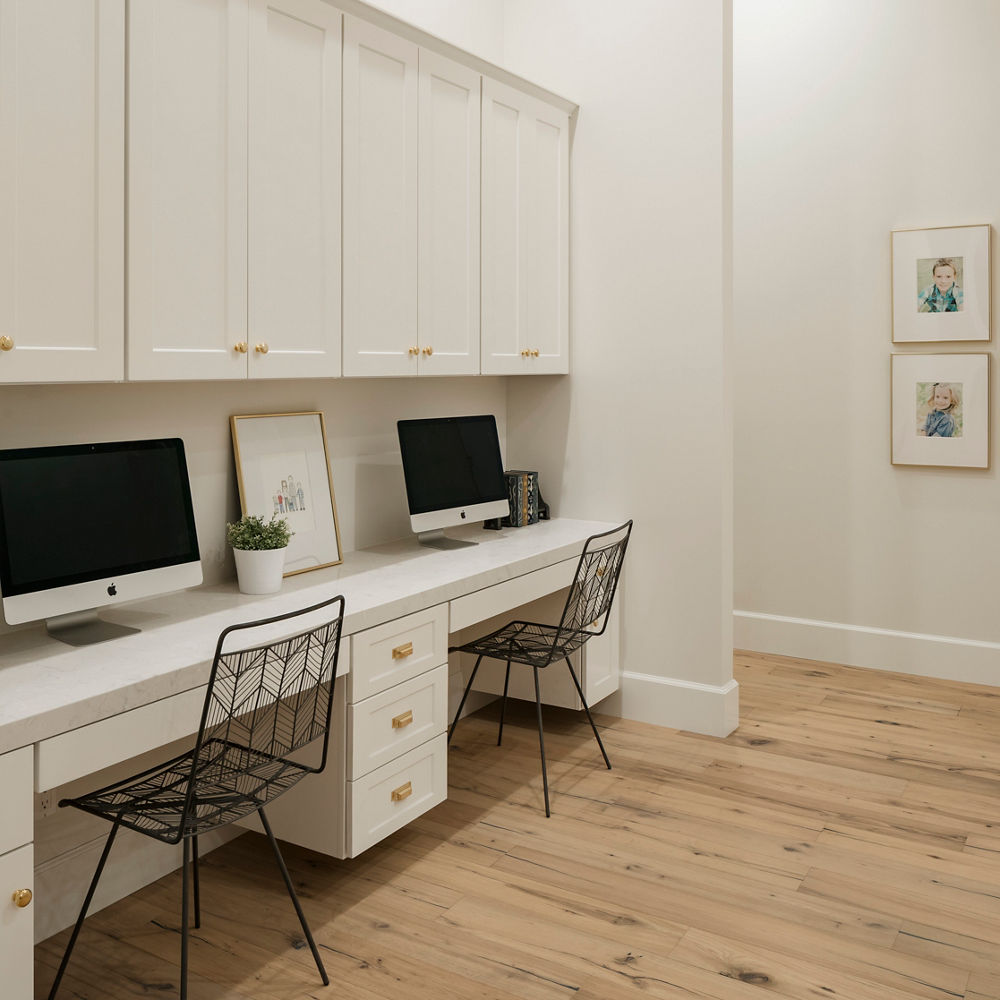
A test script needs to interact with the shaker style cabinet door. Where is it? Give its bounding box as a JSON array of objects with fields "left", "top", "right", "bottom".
[
  {"left": 481, "top": 78, "right": 568, "bottom": 375},
  {"left": 128, "top": 0, "right": 249, "bottom": 381},
  {"left": 0, "top": 0, "right": 124, "bottom": 384},
  {"left": 342, "top": 17, "right": 418, "bottom": 377},
  {"left": 417, "top": 50, "right": 481, "bottom": 376},
  {"left": 248, "top": 0, "right": 342, "bottom": 379}
]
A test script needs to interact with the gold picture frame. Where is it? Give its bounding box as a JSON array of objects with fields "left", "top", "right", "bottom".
[
  {"left": 890, "top": 353, "right": 990, "bottom": 469},
  {"left": 891, "top": 224, "right": 991, "bottom": 343},
  {"left": 231, "top": 411, "right": 343, "bottom": 575}
]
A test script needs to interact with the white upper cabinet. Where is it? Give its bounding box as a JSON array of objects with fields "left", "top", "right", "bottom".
[
  {"left": 128, "top": 0, "right": 249, "bottom": 381},
  {"left": 342, "top": 17, "right": 418, "bottom": 377},
  {"left": 482, "top": 78, "right": 569, "bottom": 375},
  {"left": 130, "top": 0, "right": 342, "bottom": 381},
  {"left": 0, "top": 0, "right": 124, "bottom": 384},
  {"left": 417, "top": 50, "right": 481, "bottom": 376},
  {"left": 248, "top": 0, "right": 342, "bottom": 379}
]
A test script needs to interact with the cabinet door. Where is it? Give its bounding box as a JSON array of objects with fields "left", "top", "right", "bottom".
[
  {"left": 0, "top": 844, "right": 33, "bottom": 1000},
  {"left": 128, "top": 0, "right": 249, "bottom": 381},
  {"left": 342, "top": 17, "right": 418, "bottom": 377},
  {"left": 0, "top": 0, "right": 124, "bottom": 384},
  {"left": 248, "top": 0, "right": 342, "bottom": 379},
  {"left": 417, "top": 50, "right": 480, "bottom": 376},
  {"left": 481, "top": 79, "right": 568, "bottom": 375}
]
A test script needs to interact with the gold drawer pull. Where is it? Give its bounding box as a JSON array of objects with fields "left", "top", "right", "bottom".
[
  {"left": 392, "top": 709, "right": 413, "bottom": 729},
  {"left": 391, "top": 781, "right": 412, "bottom": 802},
  {"left": 12, "top": 889, "right": 32, "bottom": 908},
  {"left": 391, "top": 641, "right": 413, "bottom": 660},
  {"left": 0, "top": 335, "right": 14, "bottom": 352},
  {"left": 233, "top": 341, "right": 248, "bottom": 354}
]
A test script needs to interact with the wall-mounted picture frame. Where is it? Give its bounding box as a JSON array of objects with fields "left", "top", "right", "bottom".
[
  {"left": 891, "top": 224, "right": 991, "bottom": 343},
  {"left": 231, "top": 411, "right": 343, "bottom": 574},
  {"left": 891, "top": 353, "right": 989, "bottom": 468}
]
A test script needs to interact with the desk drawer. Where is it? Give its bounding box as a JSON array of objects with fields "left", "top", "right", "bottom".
[
  {"left": 348, "top": 733, "right": 447, "bottom": 856},
  {"left": 450, "top": 557, "right": 577, "bottom": 631},
  {"left": 348, "top": 663, "right": 447, "bottom": 780},
  {"left": 350, "top": 604, "right": 448, "bottom": 702},
  {"left": 0, "top": 748, "right": 32, "bottom": 855}
]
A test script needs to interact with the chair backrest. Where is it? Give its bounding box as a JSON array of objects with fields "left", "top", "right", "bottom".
[
  {"left": 555, "top": 521, "right": 632, "bottom": 642},
  {"left": 186, "top": 594, "right": 346, "bottom": 805}
]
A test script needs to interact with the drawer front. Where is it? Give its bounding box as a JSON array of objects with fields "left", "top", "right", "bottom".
[
  {"left": 0, "top": 843, "right": 34, "bottom": 1000},
  {"left": 0, "top": 748, "right": 32, "bottom": 855},
  {"left": 350, "top": 604, "right": 448, "bottom": 702},
  {"left": 348, "top": 733, "right": 447, "bottom": 856},
  {"left": 35, "top": 687, "right": 206, "bottom": 792},
  {"left": 348, "top": 663, "right": 448, "bottom": 780},
  {"left": 449, "top": 557, "right": 577, "bottom": 631}
]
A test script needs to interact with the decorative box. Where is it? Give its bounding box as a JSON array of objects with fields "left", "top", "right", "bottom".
[{"left": 502, "top": 470, "right": 539, "bottom": 527}]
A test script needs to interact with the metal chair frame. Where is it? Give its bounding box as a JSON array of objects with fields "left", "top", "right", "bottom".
[
  {"left": 46, "top": 594, "right": 346, "bottom": 1000},
  {"left": 448, "top": 521, "right": 632, "bottom": 816}
]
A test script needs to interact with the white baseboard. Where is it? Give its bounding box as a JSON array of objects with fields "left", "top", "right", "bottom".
[
  {"left": 600, "top": 673, "right": 739, "bottom": 738},
  {"left": 734, "top": 610, "right": 1000, "bottom": 686}
]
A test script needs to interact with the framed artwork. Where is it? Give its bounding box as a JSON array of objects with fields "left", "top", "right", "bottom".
[
  {"left": 231, "top": 411, "right": 343, "bottom": 574},
  {"left": 891, "top": 224, "right": 991, "bottom": 343},
  {"left": 891, "top": 353, "right": 989, "bottom": 468}
]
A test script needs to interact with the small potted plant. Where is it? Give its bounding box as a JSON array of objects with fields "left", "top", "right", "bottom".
[{"left": 226, "top": 513, "right": 293, "bottom": 595}]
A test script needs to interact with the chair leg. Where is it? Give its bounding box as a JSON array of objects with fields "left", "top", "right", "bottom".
[
  {"left": 258, "top": 807, "right": 329, "bottom": 987},
  {"left": 180, "top": 837, "right": 191, "bottom": 1000},
  {"left": 497, "top": 659, "right": 512, "bottom": 746},
  {"left": 47, "top": 818, "right": 121, "bottom": 1000},
  {"left": 566, "top": 656, "right": 611, "bottom": 770},
  {"left": 532, "top": 666, "right": 551, "bottom": 818},
  {"left": 192, "top": 833, "right": 201, "bottom": 929},
  {"left": 448, "top": 653, "right": 484, "bottom": 744}
]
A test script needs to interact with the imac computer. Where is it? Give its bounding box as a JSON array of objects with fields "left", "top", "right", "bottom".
[
  {"left": 0, "top": 438, "right": 203, "bottom": 646},
  {"left": 397, "top": 415, "right": 510, "bottom": 549}
]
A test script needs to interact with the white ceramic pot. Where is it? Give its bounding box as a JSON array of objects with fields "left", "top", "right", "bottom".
[{"left": 233, "top": 546, "right": 287, "bottom": 595}]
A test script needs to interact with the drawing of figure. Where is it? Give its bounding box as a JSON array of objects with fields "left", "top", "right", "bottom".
[{"left": 297, "top": 485, "right": 306, "bottom": 511}]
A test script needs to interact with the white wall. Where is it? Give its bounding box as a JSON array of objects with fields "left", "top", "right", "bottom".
[
  {"left": 734, "top": 0, "right": 1000, "bottom": 683},
  {"left": 366, "top": 0, "right": 505, "bottom": 63},
  {"left": 500, "top": 0, "right": 737, "bottom": 735}
]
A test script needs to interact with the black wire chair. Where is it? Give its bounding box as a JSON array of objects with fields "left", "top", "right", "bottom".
[
  {"left": 448, "top": 521, "right": 632, "bottom": 816},
  {"left": 46, "top": 594, "right": 347, "bottom": 1000}
]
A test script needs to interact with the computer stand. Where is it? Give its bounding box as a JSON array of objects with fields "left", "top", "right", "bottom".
[
  {"left": 46, "top": 610, "right": 141, "bottom": 647},
  {"left": 416, "top": 530, "right": 479, "bottom": 550}
]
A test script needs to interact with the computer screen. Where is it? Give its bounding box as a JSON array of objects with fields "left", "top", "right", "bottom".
[
  {"left": 397, "top": 415, "right": 509, "bottom": 547},
  {"left": 0, "top": 438, "right": 202, "bottom": 643}
]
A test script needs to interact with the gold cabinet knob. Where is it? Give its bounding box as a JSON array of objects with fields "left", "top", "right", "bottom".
[
  {"left": 0, "top": 335, "right": 14, "bottom": 352},
  {"left": 233, "top": 341, "right": 248, "bottom": 354},
  {"left": 11, "top": 889, "right": 32, "bottom": 908},
  {"left": 520, "top": 349, "right": 530, "bottom": 357},
  {"left": 531, "top": 349, "right": 540, "bottom": 357},
  {"left": 254, "top": 342, "right": 269, "bottom": 355},
  {"left": 408, "top": 346, "right": 419, "bottom": 356},
  {"left": 422, "top": 346, "right": 433, "bottom": 356}
]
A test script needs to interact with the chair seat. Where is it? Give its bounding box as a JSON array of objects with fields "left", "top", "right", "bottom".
[
  {"left": 453, "top": 620, "right": 591, "bottom": 668},
  {"left": 63, "top": 739, "right": 311, "bottom": 844}
]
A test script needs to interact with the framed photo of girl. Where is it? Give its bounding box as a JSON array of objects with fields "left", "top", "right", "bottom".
[
  {"left": 891, "top": 353, "right": 989, "bottom": 468},
  {"left": 891, "top": 224, "right": 991, "bottom": 343},
  {"left": 231, "top": 411, "right": 343, "bottom": 574}
]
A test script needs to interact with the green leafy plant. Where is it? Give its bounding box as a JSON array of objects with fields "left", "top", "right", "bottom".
[{"left": 226, "top": 513, "right": 292, "bottom": 551}]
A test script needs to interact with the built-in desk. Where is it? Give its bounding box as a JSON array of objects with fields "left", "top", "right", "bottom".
[{"left": 0, "top": 518, "right": 618, "bottom": 998}]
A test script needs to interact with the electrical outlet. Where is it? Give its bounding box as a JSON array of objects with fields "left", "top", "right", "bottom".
[{"left": 39, "top": 790, "right": 53, "bottom": 816}]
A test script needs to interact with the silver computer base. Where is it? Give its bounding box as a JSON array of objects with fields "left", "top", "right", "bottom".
[
  {"left": 46, "top": 610, "right": 140, "bottom": 647},
  {"left": 416, "top": 530, "right": 478, "bottom": 550}
]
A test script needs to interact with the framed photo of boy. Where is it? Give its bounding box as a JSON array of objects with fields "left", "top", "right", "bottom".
[
  {"left": 891, "top": 353, "right": 989, "bottom": 468},
  {"left": 231, "top": 411, "right": 343, "bottom": 574},
  {"left": 891, "top": 224, "right": 990, "bottom": 343}
]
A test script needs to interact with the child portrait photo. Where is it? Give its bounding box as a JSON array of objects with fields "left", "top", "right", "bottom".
[
  {"left": 916, "top": 257, "right": 963, "bottom": 313},
  {"left": 892, "top": 354, "right": 988, "bottom": 467},
  {"left": 891, "top": 224, "right": 990, "bottom": 342},
  {"left": 915, "top": 381, "right": 962, "bottom": 437}
]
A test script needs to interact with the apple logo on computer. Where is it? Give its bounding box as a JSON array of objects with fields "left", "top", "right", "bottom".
[
  {"left": 107, "top": 584, "right": 117, "bottom": 597},
  {"left": 460, "top": 511, "right": 466, "bottom": 519}
]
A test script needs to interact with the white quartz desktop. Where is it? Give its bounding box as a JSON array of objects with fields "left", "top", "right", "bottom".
[{"left": 0, "top": 519, "right": 615, "bottom": 756}]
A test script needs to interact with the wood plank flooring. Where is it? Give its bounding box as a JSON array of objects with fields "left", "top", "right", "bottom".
[{"left": 35, "top": 651, "right": 1000, "bottom": 999}]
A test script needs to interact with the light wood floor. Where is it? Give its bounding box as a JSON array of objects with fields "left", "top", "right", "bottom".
[{"left": 35, "top": 651, "right": 1000, "bottom": 999}]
